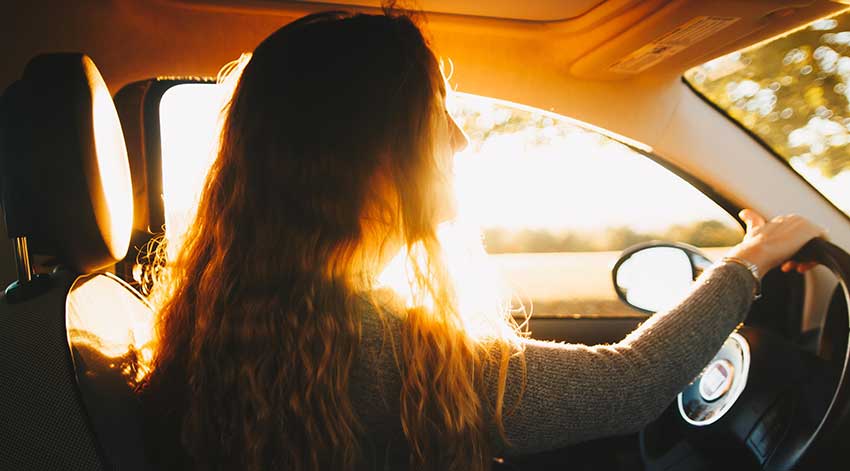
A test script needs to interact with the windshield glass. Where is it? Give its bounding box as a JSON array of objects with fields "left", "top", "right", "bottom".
[{"left": 685, "top": 10, "right": 850, "bottom": 216}]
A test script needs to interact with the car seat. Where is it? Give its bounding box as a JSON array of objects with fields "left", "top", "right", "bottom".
[{"left": 0, "top": 53, "right": 152, "bottom": 471}]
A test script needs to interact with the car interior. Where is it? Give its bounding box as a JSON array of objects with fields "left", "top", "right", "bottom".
[{"left": 3, "top": 1, "right": 850, "bottom": 470}]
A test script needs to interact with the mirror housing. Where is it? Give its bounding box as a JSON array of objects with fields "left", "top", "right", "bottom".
[{"left": 612, "top": 241, "right": 713, "bottom": 314}]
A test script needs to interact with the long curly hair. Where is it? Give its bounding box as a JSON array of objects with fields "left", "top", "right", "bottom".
[{"left": 139, "top": 10, "right": 523, "bottom": 471}]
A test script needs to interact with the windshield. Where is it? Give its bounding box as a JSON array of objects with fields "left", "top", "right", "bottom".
[{"left": 685, "top": 10, "right": 850, "bottom": 217}]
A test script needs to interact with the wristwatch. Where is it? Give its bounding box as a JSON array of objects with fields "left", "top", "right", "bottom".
[{"left": 721, "top": 256, "right": 762, "bottom": 300}]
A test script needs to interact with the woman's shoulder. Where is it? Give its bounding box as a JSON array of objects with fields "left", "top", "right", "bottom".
[
  {"left": 351, "top": 287, "right": 408, "bottom": 358},
  {"left": 349, "top": 288, "right": 406, "bottom": 433},
  {"left": 353, "top": 288, "right": 407, "bottom": 328}
]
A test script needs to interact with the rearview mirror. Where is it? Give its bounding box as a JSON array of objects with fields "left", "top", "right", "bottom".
[{"left": 612, "top": 242, "right": 713, "bottom": 314}]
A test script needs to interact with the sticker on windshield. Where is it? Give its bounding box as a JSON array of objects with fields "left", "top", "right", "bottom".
[{"left": 610, "top": 16, "right": 740, "bottom": 74}]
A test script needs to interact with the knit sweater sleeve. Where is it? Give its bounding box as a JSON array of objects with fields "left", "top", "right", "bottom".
[
  {"left": 485, "top": 260, "right": 757, "bottom": 455},
  {"left": 350, "top": 260, "right": 757, "bottom": 458}
]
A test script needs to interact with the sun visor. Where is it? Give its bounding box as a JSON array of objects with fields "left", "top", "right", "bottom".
[{"left": 569, "top": 1, "right": 838, "bottom": 80}]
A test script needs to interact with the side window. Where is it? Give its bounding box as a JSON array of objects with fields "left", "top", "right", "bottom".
[
  {"left": 156, "top": 84, "right": 743, "bottom": 318},
  {"left": 159, "top": 83, "right": 230, "bottom": 260},
  {"left": 450, "top": 94, "right": 743, "bottom": 317}
]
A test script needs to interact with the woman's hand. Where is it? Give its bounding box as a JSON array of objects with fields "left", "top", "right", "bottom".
[{"left": 724, "top": 209, "right": 828, "bottom": 278}]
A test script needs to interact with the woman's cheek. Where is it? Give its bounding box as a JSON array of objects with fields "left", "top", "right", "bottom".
[{"left": 433, "top": 170, "right": 458, "bottom": 224}]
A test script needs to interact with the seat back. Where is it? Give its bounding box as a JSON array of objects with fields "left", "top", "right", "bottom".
[
  {"left": 67, "top": 272, "right": 154, "bottom": 471},
  {"left": 0, "top": 271, "right": 106, "bottom": 470},
  {"left": 0, "top": 53, "right": 152, "bottom": 470}
]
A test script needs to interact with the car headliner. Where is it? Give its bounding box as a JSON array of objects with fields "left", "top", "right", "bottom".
[{"left": 0, "top": 0, "right": 844, "bottom": 147}]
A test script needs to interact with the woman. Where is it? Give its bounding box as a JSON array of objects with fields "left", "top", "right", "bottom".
[{"left": 138, "top": 10, "right": 826, "bottom": 471}]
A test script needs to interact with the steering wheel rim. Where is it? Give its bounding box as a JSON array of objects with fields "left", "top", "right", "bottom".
[{"left": 640, "top": 237, "right": 850, "bottom": 471}]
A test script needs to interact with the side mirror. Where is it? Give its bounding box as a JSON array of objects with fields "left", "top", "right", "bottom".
[{"left": 612, "top": 242, "right": 713, "bottom": 314}]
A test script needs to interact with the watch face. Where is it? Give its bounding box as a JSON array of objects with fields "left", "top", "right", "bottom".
[{"left": 679, "top": 333, "right": 750, "bottom": 426}]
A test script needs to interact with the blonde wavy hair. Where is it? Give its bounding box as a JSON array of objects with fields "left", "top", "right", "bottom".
[{"left": 139, "top": 10, "right": 525, "bottom": 471}]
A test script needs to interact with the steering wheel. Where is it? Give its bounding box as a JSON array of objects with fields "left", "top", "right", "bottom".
[{"left": 639, "top": 238, "right": 850, "bottom": 470}]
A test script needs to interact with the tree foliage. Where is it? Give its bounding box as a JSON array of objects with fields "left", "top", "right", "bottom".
[
  {"left": 483, "top": 219, "right": 741, "bottom": 254},
  {"left": 686, "top": 14, "right": 850, "bottom": 178}
]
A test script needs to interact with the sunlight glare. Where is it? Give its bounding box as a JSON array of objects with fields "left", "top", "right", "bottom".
[
  {"left": 790, "top": 156, "right": 850, "bottom": 214},
  {"left": 376, "top": 221, "right": 519, "bottom": 340},
  {"left": 452, "top": 95, "right": 729, "bottom": 233},
  {"left": 67, "top": 275, "right": 155, "bottom": 382},
  {"left": 91, "top": 73, "right": 133, "bottom": 257},
  {"left": 159, "top": 84, "right": 230, "bottom": 258}
]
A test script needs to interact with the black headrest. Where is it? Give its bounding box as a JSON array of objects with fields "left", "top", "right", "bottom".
[{"left": 0, "top": 53, "right": 133, "bottom": 273}]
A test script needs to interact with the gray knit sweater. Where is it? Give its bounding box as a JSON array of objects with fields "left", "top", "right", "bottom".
[{"left": 349, "top": 260, "right": 757, "bottom": 464}]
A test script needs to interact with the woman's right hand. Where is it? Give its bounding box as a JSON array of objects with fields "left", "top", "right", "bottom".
[{"left": 724, "top": 209, "right": 828, "bottom": 278}]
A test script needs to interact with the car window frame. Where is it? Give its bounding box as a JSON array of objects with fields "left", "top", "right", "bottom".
[{"left": 118, "top": 77, "right": 217, "bottom": 234}]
